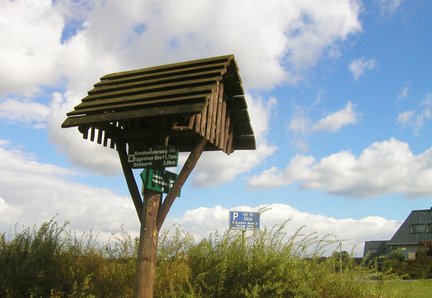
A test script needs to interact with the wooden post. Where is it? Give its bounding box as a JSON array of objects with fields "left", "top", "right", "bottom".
[{"left": 135, "top": 189, "right": 161, "bottom": 297}]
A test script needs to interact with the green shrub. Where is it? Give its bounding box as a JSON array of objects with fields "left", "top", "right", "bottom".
[{"left": 0, "top": 219, "right": 410, "bottom": 297}]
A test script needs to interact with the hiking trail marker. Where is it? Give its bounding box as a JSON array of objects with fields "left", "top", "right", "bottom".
[{"left": 62, "top": 55, "right": 255, "bottom": 297}]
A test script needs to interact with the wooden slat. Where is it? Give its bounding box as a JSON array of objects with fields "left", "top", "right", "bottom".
[
  {"left": 211, "top": 82, "right": 223, "bottom": 144},
  {"left": 78, "top": 126, "right": 89, "bottom": 139},
  {"left": 103, "top": 133, "right": 109, "bottom": 147},
  {"left": 97, "top": 129, "right": 103, "bottom": 144},
  {"left": 223, "top": 110, "right": 231, "bottom": 152},
  {"left": 205, "top": 86, "right": 216, "bottom": 140},
  {"left": 200, "top": 101, "right": 208, "bottom": 136},
  {"left": 219, "top": 99, "right": 226, "bottom": 149},
  {"left": 226, "top": 95, "right": 248, "bottom": 111},
  {"left": 102, "top": 55, "right": 232, "bottom": 80},
  {"left": 72, "top": 85, "right": 212, "bottom": 111},
  {"left": 62, "top": 102, "right": 205, "bottom": 128},
  {"left": 90, "top": 69, "right": 223, "bottom": 95},
  {"left": 90, "top": 127, "right": 95, "bottom": 142},
  {"left": 83, "top": 77, "right": 220, "bottom": 102},
  {"left": 68, "top": 94, "right": 207, "bottom": 116},
  {"left": 233, "top": 135, "right": 256, "bottom": 150},
  {"left": 227, "top": 130, "right": 234, "bottom": 154},
  {"left": 194, "top": 113, "right": 201, "bottom": 133},
  {"left": 188, "top": 115, "right": 196, "bottom": 130},
  {"left": 215, "top": 84, "right": 224, "bottom": 147},
  {"left": 96, "top": 63, "right": 228, "bottom": 88}
]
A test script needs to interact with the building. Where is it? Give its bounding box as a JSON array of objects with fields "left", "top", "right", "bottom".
[{"left": 364, "top": 208, "right": 432, "bottom": 260}]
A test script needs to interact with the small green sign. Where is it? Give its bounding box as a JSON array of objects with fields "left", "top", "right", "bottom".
[{"left": 140, "top": 168, "right": 180, "bottom": 197}]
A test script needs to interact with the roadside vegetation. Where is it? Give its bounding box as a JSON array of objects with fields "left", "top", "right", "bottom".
[{"left": 0, "top": 219, "right": 420, "bottom": 297}]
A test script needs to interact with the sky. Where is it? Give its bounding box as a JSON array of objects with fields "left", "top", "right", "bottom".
[{"left": 1, "top": 0, "right": 431, "bottom": 256}]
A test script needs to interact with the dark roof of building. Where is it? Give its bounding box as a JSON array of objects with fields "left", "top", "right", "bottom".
[
  {"left": 387, "top": 208, "right": 432, "bottom": 246},
  {"left": 61, "top": 55, "right": 255, "bottom": 153},
  {"left": 363, "top": 240, "right": 388, "bottom": 257}
]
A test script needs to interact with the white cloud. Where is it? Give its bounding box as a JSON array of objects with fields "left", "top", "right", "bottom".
[
  {"left": 398, "top": 85, "right": 409, "bottom": 100},
  {"left": 289, "top": 101, "right": 359, "bottom": 134},
  {"left": 0, "top": 0, "right": 362, "bottom": 177},
  {"left": 312, "top": 101, "right": 359, "bottom": 132},
  {"left": 249, "top": 138, "right": 432, "bottom": 198},
  {"left": 0, "top": 99, "right": 50, "bottom": 127},
  {"left": 0, "top": 0, "right": 362, "bottom": 97},
  {"left": 0, "top": 141, "right": 400, "bottom": 257},
  {"left": 47, "top": 92, "right": 120, "bottom": 174},
  {"left": 349, "top": 58, "right": 377, "bottom": 80},
  {"left": 0, "top": 0, "right": 65, "bottom": 96},
  {"left": 397, "top": 92, "right": 432, "bottom": 136},
  {"left": 377, "top": 0, "right": 405, "bottom": 14},
  {"left": 0, "top": 140, "right": 137, "bottom": 238},
  {"left": 167, "top": 203, "right": 400, "bottom": 256},
  {"left": 397, "top": 110, "right": 414, "bottom": 124}
]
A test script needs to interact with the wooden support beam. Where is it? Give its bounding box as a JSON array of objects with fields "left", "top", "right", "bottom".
[
  {"left": 135, "top": 189, "right": 161, "bottom": 298},
  {"left": 117, "top": 142, "right": 143, "bottom": 222},
  {"left": 156, "top": 137, "right": 207, "bottom": 230}
]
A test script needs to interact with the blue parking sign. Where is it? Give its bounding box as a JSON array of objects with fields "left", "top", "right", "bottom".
[{"left": 229, "top": 211, "right": 260, "bottom": 230}]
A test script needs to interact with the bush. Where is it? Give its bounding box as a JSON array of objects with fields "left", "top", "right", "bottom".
[{"left": 0, "top": 220, "right": 409, "bottom": 297}]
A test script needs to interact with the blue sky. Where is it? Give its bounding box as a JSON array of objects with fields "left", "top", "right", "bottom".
[{"left": 1, "top": 0, "right": 431, "bottom": 256}]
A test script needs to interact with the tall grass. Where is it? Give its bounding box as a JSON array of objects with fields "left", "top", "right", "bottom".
[{"left": 0, "top": 220, "right": 406, "bottom": 297}]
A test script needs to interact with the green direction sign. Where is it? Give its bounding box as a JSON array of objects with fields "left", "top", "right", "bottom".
[
  {"left": 140, "top": 168, "right": 180, "bottom": 197},
  {"left": 128, "top": 146, "right": 178, "bottom": 169}
]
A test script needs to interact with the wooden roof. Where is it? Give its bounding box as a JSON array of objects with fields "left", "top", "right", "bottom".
[{"left": 62, "top": 55, "right": 255, "bottom": 154}]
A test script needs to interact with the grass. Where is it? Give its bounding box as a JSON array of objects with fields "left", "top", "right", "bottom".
[{"left": 368, "top": 279, "right": 432, "bottom": 298}]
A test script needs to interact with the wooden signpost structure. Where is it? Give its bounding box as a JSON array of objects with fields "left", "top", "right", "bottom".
[{"left": 62, "top": 55, "right": 255, "bottom": 297}]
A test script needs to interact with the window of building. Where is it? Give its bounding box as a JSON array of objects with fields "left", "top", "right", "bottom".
[
  {"left": 427, "top": 224, "right": 432, "bottom": 233},
  {"left": 411, "top": 224, "right": 426, "bottom": 233}
]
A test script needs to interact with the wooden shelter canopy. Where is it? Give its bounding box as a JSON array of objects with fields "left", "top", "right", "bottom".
[{"left": 62, "top": 54, "right": 255, "bottom": 154}]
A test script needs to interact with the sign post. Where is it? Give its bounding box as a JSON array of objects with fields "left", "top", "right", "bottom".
[{"left": 61, "top": 55, "right": 256, "bottom": 298}]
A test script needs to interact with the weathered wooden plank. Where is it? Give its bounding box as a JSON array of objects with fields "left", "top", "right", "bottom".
[
  {"left": 232, "top": 121, "right": 254, "bottom": 135},
  {"left": 231, "top": 110, "right": 251, "bottom": 123},
  {"left": 96, "top": 63, "right": 228, "bottom": 88},
  {"left": 62, "top": 102, "right": 206, "bottom": 128},
  {"left": 72, "top": 85, "right": 212, "bottom": 112},
  {"left": 90, "top": 127, "right": 95, "bottom": 142},
  {"left": 78, "top": 126, "right": 89, "bottom": 139},
  {"left": 219, "top": 99, "right": 227, "bottom": 149},
  {"left": 103, "top": 133, "right": 109, "bottom": 147},
  {"left": 188, "top": 114, "right": 196, "bottom": 130},
  {"left": 233, "top": 135, "right": 256, "bottom": 150},
  {"left": 210, "top": 82, "right": 223, "bottom": 144},
  {"left": 194, "top": 113, "right": 201, "bottom": 133},
  {"left": 200, "top": 101, "right": 208, "bottom": 136},
  {"left": 205, "top": 86, "right": 216, "bottom": 140},
  {"left": 227, "top": 128, "right": 234, "bottom": 154},
  {"left": 102, "top": 55, "right": 232, "bottom": 81},
  {"left": 90, "top": 69, "right": 223, "bottom": 95},
  {"left": 226, "top": 95, "right": 248, "bottom": 110},
  {"left": 68, "top": 94, "right": 207, "bottom": 116},
  {"left": 97, "top": 129, "right": 103, "bottom": 144},
  {"left": 83, "top": 77, "right": 220, "bottom": 102},
  {"left": 223, "top": 110, "right": 231, "bottom": 153},
  {"left": 215, "top": 84, "right": 223, "bottom": 147}
]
